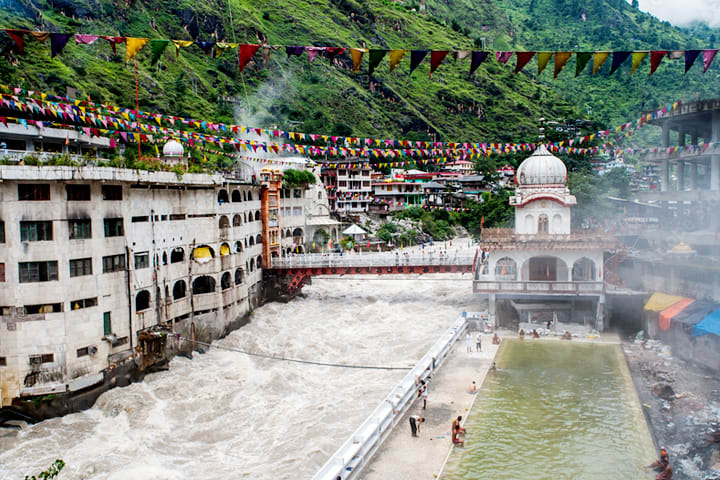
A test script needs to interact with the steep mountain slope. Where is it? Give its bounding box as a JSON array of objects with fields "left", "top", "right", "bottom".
[{"left": 0, "top": 0, "right": 580, "bottom": 144}]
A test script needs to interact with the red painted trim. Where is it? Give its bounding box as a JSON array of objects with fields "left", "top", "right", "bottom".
[{"left": 515, "top": 195, "right": 572, "bottom": 207}]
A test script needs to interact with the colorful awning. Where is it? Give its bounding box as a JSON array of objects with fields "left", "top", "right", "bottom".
[
  {"left": 659, "top": 298, "right": 695, "bottom": 331},
  {"left": 220, "top": 244, "right": 230, "bottom": 256},
  {"left": 692, "top": 309, "right": 720, "bottom": 336},
  {"left": 644, "top": 292, "right": 687, "bottom": 312}
]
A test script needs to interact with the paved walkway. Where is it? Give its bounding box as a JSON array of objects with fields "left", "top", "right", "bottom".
[{"left": 361, "top": 333, "right": 500, "bottom": 480}]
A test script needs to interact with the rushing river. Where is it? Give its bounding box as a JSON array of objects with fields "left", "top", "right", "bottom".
[
  {"left": 0, "top": 276, "right": 480, "bottom": 480},
  {"left": 442, "top": 339, "right": 657, "bottom": 480}
]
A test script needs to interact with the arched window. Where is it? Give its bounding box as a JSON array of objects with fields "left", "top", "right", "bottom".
[
  {"left": 494, "top": 257, "right": 518, "bottom": 281},
  {"left": 235, "top": 268, "right": 244, "bottom": 285},
  {"left": 217, "top": 189, "right": 229, "bottom": 204},
  {"left": 524, "top": 214, "right": 534, "bottom": 233},
  {"left": 249, "top": 236, "right": 255, "bottom": 246},
  {"left": 254, "top": 210, "right": 260, "bottom": 221},
  {"left": 173, "top": 280, "right": 186, "bottom": 299},
  {"left": 171, "top": 247, "right": 184, "bottom": 263},
  {"left": 192, "top": 245, "right": 215, "bottom": 261},
  {"left": 572, "top": 257, "right": 596, "bottom": 282},
  {"left": 552, "top": 214, "right": 563, "bottom": 233},
  {"left": 219, "top": 216, "right": 230, "bottom": 229},
  {"left": 538, "top": 214, "right": 549, "bottom": 234},
  {"left": 233, "top": 214, "right": 242, "bottom": 227},
  {"left": 257, "top": 255, "right": 263, "bottom": 269},
  {"left": 293, "top": 228, "right": 304, "bottom": 238},
  {"left": 162, "top": 252, "right": 168, "bottom": 265},
  {"left": 286, "top": 229, "right": 292, "bottom": 238},
  {"left": 256, "top": 234, "right": 262, "bottom": 244},
  {"left": 135, "top": 290, "right": 150, "bottom": 311},
  {"left": 221, "top": 272, "right": 232, "bottom": 290},
  {"left": 242, "top": 190, "right": 247, "bottom": 202},
  {"left": 234, "top": 241, "right": 243, "bottom": 253},
  {"left": 220, "top": 243, "right": 231, "bottom": 256},
  {"left": 318, "top": 191, "right": 322, "bottom": 200},
  {"left": 247, "top": 191, "right": 253, "bottom": 201},
  {"left": 192, "top": 276, "right": 216, "bottom": 294},
  {"left": 526, "top": 256, "right": 568, "bottom": 282},
  {"left": 231, "top": 190, "right": 241, "bottom": 202},
  {"left": 249, "top": 258, "right": 255, "bottom": 272}
]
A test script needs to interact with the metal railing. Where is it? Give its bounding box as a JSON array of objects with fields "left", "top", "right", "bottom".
[
  {"left": 269, "top": 251, "right": 476, "bottom": 269},
  {"left": 473, "top": 279, "right": 604, "bottom": 294},
  {"left": 0, "top": 149, "right": 100, "bottom": 164},
  {"left": 311, "top": 315, "right": 467, "bottom": 480}
]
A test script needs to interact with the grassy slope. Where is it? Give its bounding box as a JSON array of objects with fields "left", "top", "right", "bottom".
[{"left": 0, "top": 0, "right": 579, "bottom": 144}]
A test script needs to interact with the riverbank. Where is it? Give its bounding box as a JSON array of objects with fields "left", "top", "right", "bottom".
[
  {"left": 361, "top": 331, "right": 500, "bottom": 480},
  {"left": 624, "top": 337, "right": 720, "bottom": 479}
]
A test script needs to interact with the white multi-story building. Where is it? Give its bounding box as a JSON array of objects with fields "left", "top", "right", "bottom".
[
  {"left": 372, "top": 181, "right": 424, "bottom": 211},
  {"left": 0, "top": 162, "right": 265, "bottom": 409},
  {"left": 322, "top": 159, "right": 373, "bottom": 214}
]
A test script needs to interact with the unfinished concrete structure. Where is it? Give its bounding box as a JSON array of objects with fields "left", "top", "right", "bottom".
[{"left": 474, "top": 146, "right": 615, "bottom": 330}]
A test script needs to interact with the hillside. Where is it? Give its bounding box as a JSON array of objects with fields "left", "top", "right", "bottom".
[{"left": 0, "top": 0, "right": 582, "bottom": 145}]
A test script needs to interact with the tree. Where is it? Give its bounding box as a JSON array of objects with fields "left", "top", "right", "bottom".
[
  {"left": 25, "top": 459, "right": 65, "bottom": 480},
  {"left": 631, "top": 0, "right": 639, "bottom": 8}
]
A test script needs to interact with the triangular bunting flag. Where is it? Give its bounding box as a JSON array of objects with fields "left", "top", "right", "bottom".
[
  {"left": 495, "top": 51, "right": 513, "bottom": 63},
  {"left": 609, "top": 51, "right": 630, "bottom": 75},
  {"left": 650, "top": 51, "right": 667, "bottom": 74},
  {"left": 553, "top": 52, "right": 572, "bottom": 79},
  {"left": 388, "top": 49, "right": 407, "bottom": 73},
  {"left": 50, "top": 33, "right": 72, "bottom": 58},
  {"left": 74, "top": 34, "right": 99, "bottom": 45},
  {"left": 592, "top": 52, "right": 610, "bottom": 75},
  {"left": 5, "top": 30, "right": 25, "bottom": 53},
  {"left": 349, "top": 48, "right": 367, "bottom": 73},
  {"left": 172, "top": 40, "right": 193, "bottom": 58},
  {"left": 214, "top": 42, "right": 237, "bottom": 59},
  {"left": 410, "top": 50, "right": 429, "bottom": 74},
  {"left": 306, "top": 46, "right": 325, "bottom": 63},
  {"left": 537, "top": 52, "right": 553, "bottom": 75},
  {"left": 368, "top": 49, "right": 388, "bottom": 76},
  {"left": 685, "top": 50, "right": 701, "bottom": 73},
  {"left": 469, "top": 51, "right": 489, "bottom": 75},
  {"left": 285, "top": 46, "right": 305, "bottom": 57},
  {"left": 324, "top": 47, "right": 346, "bottom": 63},
  {"left": 631, "top": 51, "right": 648, "bottom": 74},
  {"left": 125, "top": 37, "right": 149, "bottom": 62},
  {"left": 514, "top": 51, "right": 535, "bottom": 74},
  {"left": 575, "top": 52, "right": 592, "bottom": 76},
  {"left": 238, "top": 44, "right": 260, "bottom": 73},
  {"left": 28, "top": 31, "right": 50, "bottom": 43},
  {"left": 102, "top": 36, "right": 125, "bottom": 55},
  {"left": 703, "top": 49, "right": 718, "bottom": 73},
  {"left": 149, "top": 39, "right": 171, "bottom": 65},
  {"left": 429, "top": 50, "right": 449, "bottom": 76},
  {"left": 667, "top": 50, "right": 684, "bottom": 60}
]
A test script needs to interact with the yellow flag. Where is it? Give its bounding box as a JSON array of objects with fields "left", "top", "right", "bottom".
[
  {"left": 388, "top": 49, "right": 407, "bottom": 73},
  {"left": 126, "top": 37, "right": 149, "bottom": 62},
  {"left": 349, "top": 48, "right": 367, "bottom": 73},
  {"left": 155, "top": 144, "right": 160, "bottom": 156},
  {"left": 592, "top": 52, "right": 610, "bottom": 75},
  {"left": 172, "top": 40, "right": 193, "bottom": 57},
  {"left": 631, "top": 51, "right": 648, "bottom": 74},
  {"left": 537, "top": 52, "right": 553, "bottom": 75},
  {"left": 553, "top": 52, "right": 572, "bottom": 79}
]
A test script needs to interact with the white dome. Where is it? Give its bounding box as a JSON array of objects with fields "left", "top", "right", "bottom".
[
  {"left": 162, "top": 140, "right": 184, "bottom": 157},
  {"left": 516, "top": 145, "right": 567, "bottom": 185}
]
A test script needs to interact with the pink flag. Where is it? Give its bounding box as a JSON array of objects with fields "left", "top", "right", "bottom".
[
  {"left": 495, "top": 51, "right": 513, "bottom": 63},
  {"left": 307, "top": 47, "right": 325, "bottom": 63},
  {"left": 703, "top": 49, "right": 718, "bottom": 73},
  {"left": 74, "top": 34, "right": 99, "bottom": 45}
]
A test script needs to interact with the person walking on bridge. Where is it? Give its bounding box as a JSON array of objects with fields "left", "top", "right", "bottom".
[{"left": 409, "top": 415, "right": 424, "bottom": 437}]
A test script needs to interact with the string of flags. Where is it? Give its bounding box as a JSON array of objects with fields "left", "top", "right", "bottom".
[
  {"left": 3, "top": 28, "right": 720, "bottom": 78},
  {"left": 1, "top": 83, "right": 679, "bottom": 160},
  {"left": 372, "top": 197, "right": 472, "bottom": 212}
]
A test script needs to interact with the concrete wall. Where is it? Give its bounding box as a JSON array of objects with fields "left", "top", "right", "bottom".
[
  {"left": 514, "top": 199, "right": 571, "bottom": 235},
  {"left": 479, "top": 248, "right": 604, "bottom": 282}
]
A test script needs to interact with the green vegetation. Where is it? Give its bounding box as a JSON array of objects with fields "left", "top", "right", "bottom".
[
  {"left": 24, "top": 459, "right": 65, "bottom": 480},
  {"left": 282, "top": 169, "right": 316, "bottom": 188}
]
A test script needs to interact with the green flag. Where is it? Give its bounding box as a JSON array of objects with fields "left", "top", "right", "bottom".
[
  {"left": 575, "top": 52, "right": 592, "bottom": 76},
  {"left": 150, "top": 39, "right": 171, "bottom": 66},
  {"left": 368, "top": 49, "right": 388, "bottom": 76}
]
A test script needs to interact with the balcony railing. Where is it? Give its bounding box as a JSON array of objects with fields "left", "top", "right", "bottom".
[
  {"left": 270, "top": 252, "right": 476, "bottom": 269},
  {"left": 473, "top": 280, "right": 604, "bottom": 294},
  {"left": 0, "top": 149, "right": 104, "bottom": 164}
]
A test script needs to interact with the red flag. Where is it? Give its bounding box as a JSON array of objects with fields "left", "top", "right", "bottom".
[
  {"left": 238, "top": 44, "right": 260, "bottom": 73},
  {"left": 5, "top": 29, "right": 25, "bottom": 53},
  {"left": 650, "top": 51, "right": 667, "bottom": 75},
  {"left": 481, "top": 215, "right": 485, "bottom": 227},
  {"left": 429, "top": 50, "right": 449, "bottom": 76},
  {"left": 514, "top": 52, "right": 535, "bottom": 74}
]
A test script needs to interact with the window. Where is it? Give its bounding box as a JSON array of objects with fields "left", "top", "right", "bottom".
[
  {"left": 66, "top": 184, "right": 91, "bottom": 201},
  {"left": 103, "top": 312, "right": 112, "bottom": 336},
  {"left": 19, "top": 261, "right": 58, "bottom": 283},
  {"left": 76, "top": 347, "right": 89, "bottom": 357},
  {"left": 293, "top": 207, "right": 302, "bottom": 216},
  {"left": 102, "top": 254, "right": 126, "bottom": 273},
  {"left": 104, "top": 218, "right": 124, "bottom": 237},
  {"left": 29, "top": 354, "right": 54, "bottom": 365},
  {"left": 20, "top": 221, "right": 53, "bottom": 242},
  {"left": 169, "top": 214, "right": 186, "bottom": 221},
  {"left": 294, "top": 189, "right": 302, "bottom": 198},
  {"left": 69, "top": 258, "right": 93, "bottom": 277},
  {"left": 18, "top": 184, "right": 50, "bottom": 201},
  {"left": 0, "top": 220, "right": 4, "bottom": 243},
  {"left": 131, "top": 216, "right": 149, "bottom": 223},
  {"left": 69, "top": 219, "right": 92, "bottom": 239},
  {"left": 0, "top": 357, "right": 6, "bottom": 366},
  {"left": 0, "top": 263, "right": 4, "bottom": 282},
  {"left": 70, "top": 297, "right": 97, "bottom": 310},
  {"left": 102, "top": 185, "right": 122, "bottom": 200},
  {"left": 24, "top": 303, "right": 63, "bottom": 314},
  {"left": 134, "top": 252, "right": 149, "bottom": 269}
]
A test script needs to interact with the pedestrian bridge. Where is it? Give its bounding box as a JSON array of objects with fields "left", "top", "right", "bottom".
[{"left": 267, "top": 251, "right": 477, "bottom": 294}]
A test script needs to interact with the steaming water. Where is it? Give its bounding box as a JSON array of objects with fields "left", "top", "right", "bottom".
[
  {"left": 0, "top": 276, "right": 480, "bottom": 480},
  {"left": 442, "top": 340, "right": 658, "bottom": 480}
]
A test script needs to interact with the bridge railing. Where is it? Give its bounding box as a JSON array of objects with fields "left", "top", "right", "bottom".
[
  {"left": 311, "top": 315, "right": 468, "bottom": 480},
  {"left": 269, "top": 251, "right": 476, "bottom": 269}
]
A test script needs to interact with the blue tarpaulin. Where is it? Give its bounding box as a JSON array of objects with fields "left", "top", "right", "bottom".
[{"left": 692, "top": 309, "right": 720, "bottom": 336}]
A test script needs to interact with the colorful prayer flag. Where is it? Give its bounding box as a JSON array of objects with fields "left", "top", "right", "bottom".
[
  {"left": 125, "top": 37, "right": 148, "bottom": 62},
  {"left": 592, "top": 52, "right": 610, "bottom": 75},
  {"left": 554, "top": 52, "right": 572, "bottom": 79},
  {"left": 537, "top": 52, "right": 553, "bottom": 75},
  {"left": 410, "top": 50, "right": 429, "bottom": 75}
]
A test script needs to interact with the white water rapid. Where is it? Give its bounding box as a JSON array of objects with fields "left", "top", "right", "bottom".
[{"left": 1, "top": 276, "right": 481, "bottom": 480}]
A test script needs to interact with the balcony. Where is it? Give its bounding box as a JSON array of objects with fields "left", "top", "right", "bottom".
[{"left": 473, "top": 280, "right": 604, "bottom": 295}]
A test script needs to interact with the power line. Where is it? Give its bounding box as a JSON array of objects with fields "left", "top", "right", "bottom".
[{"left": 178, "top": 337, "right": 413, "bottom": 371}]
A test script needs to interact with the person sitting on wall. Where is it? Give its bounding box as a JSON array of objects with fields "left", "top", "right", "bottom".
[
  {"left": 561, "top": 330, "right": 572, "bottom": 340},
  {"left": 532, "top": 329, "right": 540, "bottom": 339},
  {"left": 469, "top": 381, "right": 478, "bottom": 393},
  {"left": 492, "top": 333, "right": 501, "bottom": 345}
]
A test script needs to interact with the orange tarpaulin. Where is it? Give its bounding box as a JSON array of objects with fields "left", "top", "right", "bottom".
[{"left": 659, "top": 298, "right": 695, "bottom": 331}]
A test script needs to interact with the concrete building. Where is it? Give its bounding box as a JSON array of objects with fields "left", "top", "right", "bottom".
[
  {"left": 372, "top": 180, "right": 424, "bottom": 211},
  {"left": 320, "top": 159, "right": 373, "bottom": 215},
  {"left": 474, "top": 146, "right": 615, "bottom": 330},
  {"left": 0, "top": 163, "right": 267, "bottom": 409}
]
